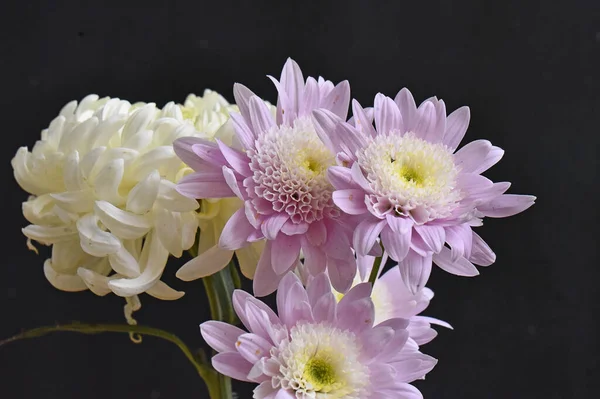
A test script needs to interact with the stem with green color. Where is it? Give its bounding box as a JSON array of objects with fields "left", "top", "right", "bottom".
[{"left": 0, "top": 323, "right": 222, "bottom": 397}]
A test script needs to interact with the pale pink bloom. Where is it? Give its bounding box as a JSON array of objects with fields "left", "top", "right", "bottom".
[
  {"left": 201, "top": 272, "right": 436, "bottom": 398},
  {"left": 312, "top": 90, "right": 535, "bottom": 293},
  {"left": 174, "top": 59, "right": 358, "bottom": 296}
]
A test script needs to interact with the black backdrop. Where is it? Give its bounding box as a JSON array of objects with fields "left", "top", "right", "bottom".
[{"left": 1, "top": 1, "right": 598, "bottom": 398}]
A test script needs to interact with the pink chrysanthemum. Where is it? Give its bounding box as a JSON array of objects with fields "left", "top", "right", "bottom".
[
  {"left": 174, "top": 59, "right": 357, "bottom": 296},
  {"left": 347, "top": 256, "right": 452, "bottom": 345},
  {"left": 201, "top": 272, "right": 436, "bottom": 398},
  {"left": 312, "top": 90, "right": 536, "bottom": 293}
]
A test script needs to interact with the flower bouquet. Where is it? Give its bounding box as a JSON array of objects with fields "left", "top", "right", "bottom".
[{"left": 4, "top": 58, "right": 534, "bottom": 398}]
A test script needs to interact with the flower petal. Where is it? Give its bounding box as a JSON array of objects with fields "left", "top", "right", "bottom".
[
  {"left": 353, "top": 218, "right": 386, "bottom": 256},
  {"left": 76, "top": 214, "right": 122, "bottom": 257},
  {"left": 374, "top": 93, "right": 404, "bottom": 134},
  {"left": 332, "top": 189, "right": 367, "bottom": 215},
  {"left": 477, "top": 194, "right": 536, "bottom": 218},
  {"left": 469, "top": 231, "right": 496, "bottom": 266},
  {"left": 94, "top": 200, "right": 151, "bottom": 240},
  {"left": 443, "top": 106, "right": 470, "bottom": 150},
  {"left": 219, "top": 208, "right": 255, "bottom": 250},
  {"left": 212, "top": 352, "right": 253, "bottom": 382},
  {"left": 200, "top": 321, "right": 246, "bottom": 353},
  {"left": 271, "top": 234, "right": 301, "bottom": 275},
  {"left": 176, "top": 245, "right": 233, "bottom": 281},
  {"left": 126, "top": 170, "right": 160, "bottom": 214},
  {"left": 399, "top": 251, "right": 433, "bottom": 294},
  {"left": 454, "top": 139, "right": 504, "bottom": 174},
  {"left": 433, "top": 246, "right": 480, "bottom": 277}
]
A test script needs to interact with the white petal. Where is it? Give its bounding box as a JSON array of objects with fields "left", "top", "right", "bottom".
[
  {"left": 22, "top": 195, "right": 61, "bottom": 225},
  {"left": 94, "top": 200, "right": 152, "bottom": 239},
  {"left": 121, "top": 104, "right": 156, "bottom": 144},
  {"left": 49, "top": 189, "right": 95, "bottom": 213},
  {"left": 155, "top": 180, "right": 199, "bottom": 212},
  {"left": 44, "top": 259, "right": 87, "bottom": 292},
  {"left": 76, "top": 214, "right": 122, "bottom": 256},
  {"left": 126, "top": 170, "right": 160, "bottom": 214},
  {"left": 63, "top": 151, "right": 87, "bottom": 191},
  {"left": 22, "top": 224, "right": 78, "bottom": 245},
  {"left": 176, "top": 245, "right": 233, "bottom": 281},
  {"left": 108, "top": 246, "right": 141, "bottom": 277},
  {"left": 146, "top": 280, "right": 185, "bottom": 300},
  {"left": 50, "top": 239, "right": 90, "bottom": 273},
  {"left": 154, "top": 208, "right": 184, "bottom": 257},
  {"left": 77, "top": 265, "right": 113, "bottom": 296},
  {"left": 92, "top": 158, "right": 125, "bottom": 205},
  {"left": 108, "top": 230, "right": 169, "bottom": 297}
]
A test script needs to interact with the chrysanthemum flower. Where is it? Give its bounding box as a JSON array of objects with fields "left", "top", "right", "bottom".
[
  {"left": 312, "top": 90, "right": 536, "bottom": 293},
  {"left": 174, "top": 59, "right": 357, "bottom": 296},
  {"left": 201, "top": 272, "right": 436, "bottom": 398},
  {"left": 336, "top": 256, "right": 452, "bottom": 346},
  {"left": 11, "top": 92, "right": 239, "bottom": 305}
]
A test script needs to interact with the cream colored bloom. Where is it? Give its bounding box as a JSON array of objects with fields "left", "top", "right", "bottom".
[{"left": 12, "top": 94, "right": 204, "bottom": 303}]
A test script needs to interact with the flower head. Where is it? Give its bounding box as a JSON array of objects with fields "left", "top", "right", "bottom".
[
  {"left": 312, "top": 90, "right": 536, "bottom": 293},
  {"left": 11, "top": 92, "right": 235, "bottom": 308},
  {"left": 338, "top": 255, "right": 452, "bottom": 345},
  {"left": 201, "top": 272, "right": 436, "bottom": 398},
  {"left": 174, "top": 58, "right": 357, "bottom": 296}
]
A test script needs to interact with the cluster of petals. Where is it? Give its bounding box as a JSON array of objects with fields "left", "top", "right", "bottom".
[
  {"left": 341, "top": 256, "right": 452, "bottom": 346},
  {"left": 312, "top": 90, "right": 536, "bottom": 293},
  {"left": 12, "top": 92, "right": 238, "bottom": 302},
  {"left": 201, "top": 272, "right": 436, "bottom": 398},
  {"left": 174, "top": 59, "right": 359, "bottom": 296}
]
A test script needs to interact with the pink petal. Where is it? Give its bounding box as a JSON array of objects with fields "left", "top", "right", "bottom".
[
  {"left": 212, "top": 352, "right": 253, "bottom": 382},
  {"left": 469, "top": 231, "right": 496, "bottom": 266},
  {"left": 230, "top": 112, "right": 256, "bottom": 150},
  {"left": 279, "top": 58, "right": 304, "bottom": 117},
  {"left": 277, "top": 272, "right": 312, "bottom": 328},
  {"left": 322, "top": 220, "right": 353, "bottom": 260},
  {"left": 433, "top": 246, "right": 480, "bottom": 276},
  {"left": 393, "top": 88, "right": 418, "bottom": 131},
  {"left": 351, "top": 162, "right": 373, "bottom": 192},
  {"left": 173, "top": 137, "right": 208, "bottom": 171},
  {"left": 327, "top": 256, "right": 356, "bottom": 293},
  {"left": 443, "top": 106, "right": 470, "bottom": 151},
  {"left": 200, "top": 321, "right": 245, "bottom": 353},
  {"left": 414, "top": 225, "right": 446, "bottom": 253},
  {"left": 236, "top": 333, "right": 273, "bottom": 364},
  {"left": 222, "top": 166, "right": 245, "bottom": 200},
  {"left": 477, "top": 194, "right": 536, "bottom": 218},
  {"left": 352, "top": 99, "right": 376, "bottom": 137},
  {"left": 312, "top": 109, "right": 366, "bottom": 159},
  {"left": 192, "top": 141, "right": 228, "bottom": 166},
  {"left": 267, "top": 75, "right": 294, "bottom": 125},
  {"left": 299, "top": 76, "right": 319, "bottom": 117},
  {"left": 312, "top": 292, "right": 336, "bottom": 323},
  {"left": 353, "top": 218, "right": 386, "bottom": 256},
  {"left": 327, "top": 166, "right": 359, "bottom": 190},
  {"left": 321, "top": 80, "right": 351, "bottom": 120},
  {"left": 399, "top": 250, "right": 433, "bottom": 294},
  {"left": 219, "top": 208, "right": 255, "bottom": 250},
  {"left": 280, "top": 220, "right": 309, "bottom": 235},
  {"left": 233, "top": 288, "right": 280, "bottom": 329},
  {"left": 252, "top": 242, "right": 281, "bottom": 297},
  {"left": 444, "top": 224, "right": 473, "bottom": 262},
  {"left": 216, "top": 139, "right": 252, "bottom": 176},
  {"left": 302, "top": 239, "right": 327, "bottom": 275},
  {"left": 306, "top": 220, "right": 327, "bottom": 246},
  {"left": 332, "top": 189, "right": 367, "bottom": 215},
  {"left": 374, "top": 93, "right": 404, "bottom": 134},
  {"left": 260, "top": 212, "right": 289, "bottom": 240},
  {"left": 271, "top": 234, "right": 301, "bottom": 275},
  {"left": 392, "top": 352, "right": 438, "bottom": 383},
  {"left": 176, "top": 172, "right": 233, "bottom": 199},
  {"left": 306, "top": 272, "right": 332, "bottom": 306},
  {"left": 454, "top": 139, "right": 504, "bottom": 174},
  {"left": 381, "top": 224, "right": 411, "bottom": 262},
  {"left": 412, "top": 101, "right": 437, "bottom": 141},
  {"left": 248, "top": 96, "right": 275, "bottom": 135},
  {"left": 233, "top": 83, "right": 257, "bottom": 124},
  {"left": 336, "top": 297, "right": 375, "bottom": 334},
  {"left": 359, "top": 326, "right": 395, "bottom": 363}
]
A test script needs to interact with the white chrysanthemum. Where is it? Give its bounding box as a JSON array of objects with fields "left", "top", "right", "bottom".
[
  {"left": 357, "top": 132, "right": 462, "bottom": 219},
  {"left": 12, "top": 91, "right": 239, "bottom": 311},
  {"left": 272, "top": 323, "right": 369, "bottom": 398}
]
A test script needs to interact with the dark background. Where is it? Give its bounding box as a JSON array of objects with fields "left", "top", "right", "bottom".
[{"left": 1, "top": 1, "right": 598, "bottom": 398}]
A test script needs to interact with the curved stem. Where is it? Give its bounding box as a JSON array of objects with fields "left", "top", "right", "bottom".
[{"left": 0, "top": 323, "right": 218, "bottom": 387}]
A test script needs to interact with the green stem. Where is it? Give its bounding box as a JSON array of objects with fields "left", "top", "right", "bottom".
[
  {"left": 368, "top": 255, "right": 383, "bottom": 286},
  {"left": 0, "top": 323, "right": 219, "bottom": 388}
]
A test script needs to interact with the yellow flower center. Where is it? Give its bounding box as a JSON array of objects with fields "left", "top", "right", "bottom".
[{"left": 304, "top": 356, "right": 337, "bottom": 392}]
